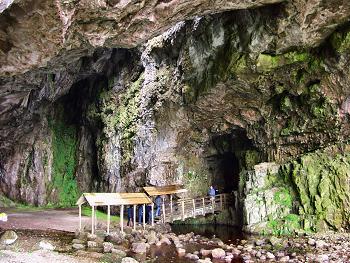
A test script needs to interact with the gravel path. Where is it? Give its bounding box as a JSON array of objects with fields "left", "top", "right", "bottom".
[
  {"left": 0, "top": 208, "right": 90, "bottom": 232},
  {"left": 0, "top": 250, "right": 94, "bottom": 263}
]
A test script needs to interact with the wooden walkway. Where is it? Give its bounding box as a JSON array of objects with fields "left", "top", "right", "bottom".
[{"left": 160, "top": 193, "right": 237, "bottom": 223}]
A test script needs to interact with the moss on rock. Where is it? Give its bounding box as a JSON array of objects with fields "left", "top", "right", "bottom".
[{"left": 48, "top": 109, "right": 79, "bottom": 207}]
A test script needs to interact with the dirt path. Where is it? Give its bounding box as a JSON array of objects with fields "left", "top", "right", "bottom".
[{"left": 0, "top": 208, "right": 90, "bottom": 232}]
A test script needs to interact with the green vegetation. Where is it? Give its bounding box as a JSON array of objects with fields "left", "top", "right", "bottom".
[
  {"left": 82, "top": 207, "right": 120, "bottom": 222},
  {"left": 256, "top": 51, "right": 310, "bottom": 71},
  {"left": 280, "top": 144, "right": 350, "bottom": 231},
  {"left": 48, "top": 109, "right": 79, "bottom": 207},
  {"left": 90, "top": 73, "right": 144, "bottom": 168}
]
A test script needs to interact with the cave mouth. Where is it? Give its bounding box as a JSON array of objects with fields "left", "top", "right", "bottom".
[{"left": 206, "top": 129, "right": 261, "bottom": 194}]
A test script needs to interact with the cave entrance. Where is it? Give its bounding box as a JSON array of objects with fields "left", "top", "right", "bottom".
[{"left": 206, "top": 129, "right": 261, "bottom": 194}]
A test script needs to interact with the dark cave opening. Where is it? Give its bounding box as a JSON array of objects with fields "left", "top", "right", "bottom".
[{"left": 206, "top": 129, "right": 261, "bottom": 194}]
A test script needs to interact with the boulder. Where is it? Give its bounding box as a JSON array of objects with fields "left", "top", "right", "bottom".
[
  {"left": 103, "top": 242, "right": 114, "bottom": 253},
  {"left": 121, "top": 257, "right": 139, "bottom": 263},
  {"left": 177, "top": 248, "right": 186, "bottom": 256},
  {"left": 211, "top": 248, "right": 226, "bottom": 259},
  {"left": 266, "top": 252, "right": 275, "bottom": 259},
  {"left": 72, "top": 243, "right": 85, "bottom": 250},
  {"left": 0, "top": 230, "right": 18, "bottom": 245},
  {"left": 111, "top": 248, "right": 127, "bottom": 257},
  {"left": 39, "top": 240, "right": 55, "bottom": 250},
  {"left": 269, "top": 236, "right": 282, "bottom": 247},
  {"left": 131, "top": 242, "right": 148, "bottom": 254},
  {"left": 200, "top": 249, "right": 212, "bottom": 257}
]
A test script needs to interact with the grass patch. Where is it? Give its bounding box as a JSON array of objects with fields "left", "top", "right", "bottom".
[{"left": 82, "top": 207, "right": 120, "bottom": 222}]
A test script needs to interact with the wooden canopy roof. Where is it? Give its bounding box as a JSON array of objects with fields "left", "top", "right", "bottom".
[
  {"left": 143, "top": 185, "right": 188, "bottom": 196},
  {"left": 76, "top": 193, "right": 152, "bottom": 206}
]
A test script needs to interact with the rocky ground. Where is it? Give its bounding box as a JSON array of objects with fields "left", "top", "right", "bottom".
[{"left": 2, "top": 223, "right": 350, "bottom": 263}]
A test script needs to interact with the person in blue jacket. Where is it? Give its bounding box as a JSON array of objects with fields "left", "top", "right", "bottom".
[
  {"left": 208, "top": 185, "right": 216, "bottom": 198},
  {"left": 154, "top": 195, "right": 162, "bottom": 217}
]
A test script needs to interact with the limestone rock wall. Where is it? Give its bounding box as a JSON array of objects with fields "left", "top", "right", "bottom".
[{"left": 0, "top": 1, "right": 350, "bottom": 232}]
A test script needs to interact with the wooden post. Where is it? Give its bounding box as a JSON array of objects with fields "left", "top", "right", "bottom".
[
  {"left": 133, "top": 205, "right": 136, "bottom": 230},
  {"left": 202, "top": 198, "right": 205, "bottom": 215},
  {"left": 151, "top": 203, "right": 154, "bottom": 226},
  {"left": 170, "top": 195, "right": 173, "bottom": 221},
  {"left": 120, "top": 205, "right": 124, "bottom": 233},
  {"left": 95, "top": 206, "right": 97, "bottom": 230},
  {"left": 91, "top": 206, "right": 95, "bottom": 235},
  {"left": 107, "top": 205, "right": 110, "bottom": 234},
  {"left": 162, "top": 202, "right": 166, "bottom": 223},
  {"left": 212, "top": 197, "right": 215, "bottom": 214},
  {"left": 220, "top": 194, "right": 223, "bottom": 210},
  {"left": 224, "top": 194, "right": 226, "bottom": 208},
  {"left": 143, "top": 204, "right": 146, "bottom": 229},
  {"left": 79, "top": 205, "right": 82, "bottom": 231},
  {"left": 181, "top": 200, "right": 185, "bottom": 221},
  {"left": 192, "top": 199, "right": 196, "bottom": 218}
]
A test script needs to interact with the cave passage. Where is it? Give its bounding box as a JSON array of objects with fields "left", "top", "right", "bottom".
[{"left": 206, "top": 130, "right": 259, "bottom": 194}]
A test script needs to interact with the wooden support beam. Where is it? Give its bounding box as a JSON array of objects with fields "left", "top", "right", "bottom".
[
  {"left": 120, "top": 205, "right": 124, "bottom": 233},
  {"left": 95, "top": 206, "right": 97, "bottom": 230},
  {"left": 151, "top": 203, "right": 154, "bottom": 226},
  {"left": 162, "top": 201, "right": 166, "bottom": 223},
  {"left": 143, "top": 204, "right": 146, "bottom": 229},
  {"left": 107, "top": 205, "right": 110, "bottom": 234},
  {"left": 91, "top": 206, "right": 95, "bottom": 235},
  {"left": 220, "top": 194, "right": 223, "bottom": 210},
  {"left": 79, "top": 205, "right": 82, "bottom": 231},
  {"left": 192, "top": 199, "right": 196, "bottom": 218},
  {"left": 202, "top": 198, "right": 205, "bottom": 215},
  {"left": 223, "top": 194, "right": 226, "bottom": 208},
  {"left": 133, "top": 205, "right": 136, "bottom": 230},
  {"left": 181, "top": 200, "right": 185, "bottom": 221},
  {"left": 212, "top": 198, "right": 215, "bottom": 214},
  {"left": 170, "top": 195, "right": 173, "bottom": 222}
]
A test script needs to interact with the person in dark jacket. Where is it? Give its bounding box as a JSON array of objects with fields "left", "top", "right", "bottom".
[
  {"left": 138, "top": 205, "right": 143, "bottom": 224},
  {"left": 127, "top": 206, "right": 134, "bottom": 227},
  {"left": 154, "top": 195, "right": 162, "bottom": 217}
]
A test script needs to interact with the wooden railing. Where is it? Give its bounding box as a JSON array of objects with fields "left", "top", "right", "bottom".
[{"left": 160, "top": 192, "right": 237, "bottom": 223}]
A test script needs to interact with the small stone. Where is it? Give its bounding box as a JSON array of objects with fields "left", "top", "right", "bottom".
[
  {"left": 121, "top": 257, "right": 139, "bottom": 263},
  {"left": 160, "top": 237, "right": 171, "bottom": 245},
  {"left": 269, "top": 236, "right": 281, "bottom": 247},
  {"left": 103, "top": 242, "right": 114, "bottom": 253},
  {"left": 111, "top": 248, "right": 127, "bottom": 257},
  {"left": 260, "top": 255, "right": 266, "bottom": 260},
  {"left": 177, "top": 248, "right": 186, "bottom": 256},
  {"left": 72, "top": 239, "right": 85, "bottom": 245},
  {"left": 0, "top": 230, "right": 18, "bottom": 245},
  {"left": 315, "top": 240, "right": 328, "bottom": 249},
  {"left": 87, "top": 241, "right": 98, "bottom": 248},
  {"left": 201, "top": 249, "right": 212, "bottom": 257},
  {"left": 39, "top": 240, "right": 55, "bottom": 250},
  {"left": 308, "top": 238, "right": 316, "bottom": 246},
  {"left": 316, "top": 254, "right": 329, "bottom": 262},
  {"left": 255, "top": 239, "right": 265, "bottom": 246},
  {"left": 72, "top": 243, "right": 85, "bottom": 250},
  {"left": 185, "top": 253, "right": 199, "bottom": 260},
  {"left": 280, "top": 256, "right": 290, "bottom": 262},
  {"left": 266, "top": 252, "right": 275, "bottom": 259},
  {"left": 212, "top": 248, "right": 226, "bottom": 259}
]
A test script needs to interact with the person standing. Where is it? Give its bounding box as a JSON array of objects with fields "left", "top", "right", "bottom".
[
  {"left": 154, "top": 195, "right": 162, "bottom": 217},
  {"left": 138, "top": 205, "right": 143, "bottom": 224},
  {"left": 127, "top": 206, "right": 133, "bottom": 227},
  {"left": 208, "top": 185, "right": 216, "bottom": 198}
]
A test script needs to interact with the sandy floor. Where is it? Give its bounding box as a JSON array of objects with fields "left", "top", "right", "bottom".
[{"left": 0, "top": 208, "right": 90, "bottom": 232}]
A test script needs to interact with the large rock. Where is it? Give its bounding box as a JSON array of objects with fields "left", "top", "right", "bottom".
[
  {"left": 211, "top": 248, "right": 226, "bottom": 259},
  {"left": 131, "top": 242, "right": 148, "bottom": 254},
  {"left": 121, "top": 258, "right": 139, "bottom": 263},
  {"left": 0, "top": 230, "right": 17, "bottom": 245}
]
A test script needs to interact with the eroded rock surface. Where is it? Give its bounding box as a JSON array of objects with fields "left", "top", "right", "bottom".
[{"left": 1, "top": 0, "right": 350, "bottom": 232}]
